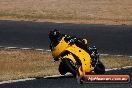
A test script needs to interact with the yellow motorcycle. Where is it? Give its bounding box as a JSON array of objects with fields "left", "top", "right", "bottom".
[{"left": 49, "top": 29, "right": 105, "bottom": 77}]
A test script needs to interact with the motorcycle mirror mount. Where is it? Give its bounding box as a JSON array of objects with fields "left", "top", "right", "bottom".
[{"left": 82, "top": 39, "right": 88, "bottom": 45}]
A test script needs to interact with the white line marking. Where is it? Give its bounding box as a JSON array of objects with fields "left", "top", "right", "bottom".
[
  {"left": 21, "top": 48, "right": 33, "bottom": 50},
  {"left": 100, "top": 54, "right": 109, "bottom": 56},
  {"left": 116, "top": 55, "right": 123, "bottom": 56},
  {"left": 6, "top": 47, "right": 18, "bottom": 49},
  {"left": 0, "top": 78, "right": 36, "bottom": 85},
  {"left": 46, "top": 50, "right": 51, "bottom": 52},
  {"left": 44, "top": 73, "right": 72, "bottom": 78},
  {"left": 35, "top": 49, "right": 44, "bottom": 51},
  {"left": 106, "top": 66, "right": 132, "bottom": 71},
  {"left": 43, "top": 74, "right": 63, "bottom": 78},
  {"left": 55, "top": 22, "right": 64, "bottom": 23},
  {"left": 129, "top": 56, "right": 132, "bottom": 58},
  {"left": 0, "top": 46, "right": 4, "bottom": 48}
]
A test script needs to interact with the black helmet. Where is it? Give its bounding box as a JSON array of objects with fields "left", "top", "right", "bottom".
[{"left": 49, "top": 29, "right": 61, "bottom": 40}]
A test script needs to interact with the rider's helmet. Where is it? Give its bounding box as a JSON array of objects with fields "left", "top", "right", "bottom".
[{"left": 49, "top": 29, "right": 61, "bottom": 41}]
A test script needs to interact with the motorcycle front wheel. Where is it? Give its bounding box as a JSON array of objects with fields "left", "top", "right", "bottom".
[
  {"left": 62, "top": 58, "right": 78, "bottom": 77},
  {"left": 59, "top": 62, "right": 67, "bottom": 75}
]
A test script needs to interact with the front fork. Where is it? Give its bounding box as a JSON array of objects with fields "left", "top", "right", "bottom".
[{"left": 78, "top": 66, "right": 85, "bottom": 76}]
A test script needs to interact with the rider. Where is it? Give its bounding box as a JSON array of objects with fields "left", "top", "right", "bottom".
[
  {"left": 49, "top": 29, "right": 61, "bottom": 41},
  {"left": 49, "top": 29, "right": 88, "bottom": 46}
]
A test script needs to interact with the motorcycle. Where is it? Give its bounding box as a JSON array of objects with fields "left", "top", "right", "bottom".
[{"left": 49, "top": 29, "right": 105, "bottom": 77}]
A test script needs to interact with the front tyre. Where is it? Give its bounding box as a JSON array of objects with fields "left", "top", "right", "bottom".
[
  {"left": 59, "top": 62, "right": 67, "bottom": 75},
  {"left": 94, "top": 61, "right": 105, "bottom": 74},
  {"left": 62, "top": 59, "right": 78, "bottom": 77}
]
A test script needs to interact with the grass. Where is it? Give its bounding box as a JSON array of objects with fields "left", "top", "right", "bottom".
[
  {"left": 100, "top": 55, "right": 132, "bottom": 69},
  {"left": 0, "top": 0, "right": 132, "bottom": 24},
  {"left": 0, "top": 49, "right": 59, "bottom": 81},
  {"left": 0, "top": 49, "right": 132, "bottom": 81}
]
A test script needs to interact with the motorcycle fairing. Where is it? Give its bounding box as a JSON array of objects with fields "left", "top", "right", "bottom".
[{"left": 65, "top": 44, "right": 94, "bottom": 73}]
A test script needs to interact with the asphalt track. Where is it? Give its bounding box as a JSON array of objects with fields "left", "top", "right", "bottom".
[
  {"left": 0, "top": 20, "right": 132, "bottom": 88},
  {"left": 0, "top": 20, "right": 132, "bottom": 55}
]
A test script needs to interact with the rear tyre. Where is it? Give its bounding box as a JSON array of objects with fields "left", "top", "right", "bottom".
[
  {"left": 77, "top": 76, "right": 85, "bottom": 84},
  {"left": 62, "top": 59, "right": 78, "bottom": 77},
  {"left": 94, "top": 61, "right": 105, "bottom": 74}
]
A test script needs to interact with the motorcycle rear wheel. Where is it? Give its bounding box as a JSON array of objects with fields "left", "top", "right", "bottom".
[{"left": 94, "top": 61, "right": 105, "bottom": 74}]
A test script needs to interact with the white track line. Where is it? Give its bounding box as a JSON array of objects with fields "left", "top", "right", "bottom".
[
  {"left": 35, "top": 49, "right": 44, "bottom": 51},
  {"left": 129, "top": 56, "right": 132, "bottom": 58},
  {"left": 0, "top": 78, "right": 36, "bottom": 85},
  {"left": 46, "top": 50, "right": 51, "bottom": 52},
  {"left": 106, "top": 66, "right": 132, "bottom": 71},
  {"left": 55, "top": 22, "right": 64, "bottom": 24},
  {"left": 21, "top": 48, "right": 33, "bottom": 50},
  {"left": 43, "top": 73, "right": 72, "bottom": 78},
  {"left": 6, "top": 47, "right": 19, "bottom": 49},
  {"left": 100, "top": 54, "right": 109, "bottom": 56},
  {"left": 0, "top": 46, "right": 4, "bottom": 48}
]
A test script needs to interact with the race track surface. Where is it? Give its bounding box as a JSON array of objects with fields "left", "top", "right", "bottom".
[{"left": 0, "top": 20, "right": 132, "bottom": 55}]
